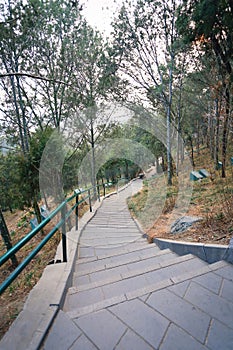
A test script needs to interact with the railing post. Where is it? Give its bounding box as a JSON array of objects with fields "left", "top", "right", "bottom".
[
  {"left": 88, "top": 189, "right": 92, "bottom": 212},
  {"left": 75, "top": 192, "right": 79, "bottom": 230},
  {"left": 61, "top": 204, "right": 67, "bottom": 262}
]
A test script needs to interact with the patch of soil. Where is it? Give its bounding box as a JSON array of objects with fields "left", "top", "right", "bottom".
[
  {"left": 0, "top": 199, "right": 90, "bottom": 340},
  {"left": 147, "top": 195, "right": 233, "bottom": 246}
]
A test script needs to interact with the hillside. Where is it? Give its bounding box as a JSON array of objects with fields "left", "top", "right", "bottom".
[{"left": 128, "top": 148, "right": 233, "bottom": 246}]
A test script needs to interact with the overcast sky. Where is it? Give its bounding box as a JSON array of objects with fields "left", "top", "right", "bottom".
[{"left": 82, "top": 0, "right": 125, "bottom": 35}]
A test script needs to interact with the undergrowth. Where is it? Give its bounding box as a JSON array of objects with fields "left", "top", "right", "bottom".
[{"left": 128, "top": 148, "right": 233, "bottom": 245}]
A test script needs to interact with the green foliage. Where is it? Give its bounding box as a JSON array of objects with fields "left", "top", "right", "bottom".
[{"left": 0, "top": 128, "right": 54, "bottom": 210}]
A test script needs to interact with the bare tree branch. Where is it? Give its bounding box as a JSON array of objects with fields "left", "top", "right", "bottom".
[{"left": 0, "top": 72, "right": 69, "bottom": 85}]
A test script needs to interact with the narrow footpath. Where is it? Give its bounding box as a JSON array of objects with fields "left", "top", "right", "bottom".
[{"left": 42, "top": 179, "right": 233, "bottom": 350}]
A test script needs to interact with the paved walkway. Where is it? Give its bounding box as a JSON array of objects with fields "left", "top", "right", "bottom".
[{"left": 42, "top": 179, "right": 233, "bottom": 350}]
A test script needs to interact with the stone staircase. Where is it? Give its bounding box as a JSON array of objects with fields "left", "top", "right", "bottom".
[
  {"left": 64, "top": 242, "right": 211, "bottom": 317},
  {"left": 42, "top": 180, "right": 233, "bottom": 350}
]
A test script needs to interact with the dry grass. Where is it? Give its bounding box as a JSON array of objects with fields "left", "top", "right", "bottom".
[
  {"left": 129, "top": 148, "right": 233, "bottom": 246},
  {"left": 0, "top": 198, "right": 90, "bottom": 340}
]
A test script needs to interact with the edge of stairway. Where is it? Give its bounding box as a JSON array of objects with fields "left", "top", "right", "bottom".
[{"left": 152, "top": 237, "right": 233, "bottom": 264}]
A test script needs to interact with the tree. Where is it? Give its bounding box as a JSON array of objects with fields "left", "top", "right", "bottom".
[
  {"left": 0, "top": 0, "right": 85, "bottom": 219},
  {"left": 0, "top": 0, "right": 31, "bottom": 154},
  {"left": 177, "top": 0, "right": 233, "bottom": 177},
  {"left": 23, "top": 0, "right": 84, "bottom": 129},
  {"left": 112, "top": 0, "right": 187, "bottom": 185},
  {"left": 66, "top": 25, "right": 120, "bottom": 195}
]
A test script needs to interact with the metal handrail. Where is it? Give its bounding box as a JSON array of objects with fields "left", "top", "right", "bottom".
[{"left": 0, "top": 181, "right": 113, "bottom": 295}]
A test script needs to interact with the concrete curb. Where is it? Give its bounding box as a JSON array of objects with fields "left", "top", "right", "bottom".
[{"left": 153, "top": 237, "right": 233, "bottom": 264}]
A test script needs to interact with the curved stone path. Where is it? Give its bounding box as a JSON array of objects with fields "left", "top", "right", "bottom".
[{"left": 42, "top": 179, "right": 233, "bottom": 350}]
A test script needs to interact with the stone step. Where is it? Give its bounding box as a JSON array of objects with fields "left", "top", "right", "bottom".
[
  {"left": 72, "top": 250, "right": 180, "bottom": 288},
  {"left": 72, "top": 254, "right": 206, "bottom": 291},
  {"left": 75, "top": 247, "right": 172, "bottom": 277},
  {"left": 63, "top": 254, "right": 208, "bottom": 312},
  {"left": 77, "top": 242, "right": 150, "bottom": 260},
  {"left": 77, "top": 240, "right": 158, "bottom": 264},
  {"left": 65, "top": 260, "right": 228, "bottom": 320}
]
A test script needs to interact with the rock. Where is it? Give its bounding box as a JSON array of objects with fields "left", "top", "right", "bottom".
[
  {"left": 171, "top": 216, "right": 203, "bottom": 234},
  {"left": 229, "top": 237, "right": 233, "bottom": 249}
]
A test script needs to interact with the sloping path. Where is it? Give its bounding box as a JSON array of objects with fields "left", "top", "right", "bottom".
[{"left": 42, "top": 179, "right": 233, "bottom": 350}]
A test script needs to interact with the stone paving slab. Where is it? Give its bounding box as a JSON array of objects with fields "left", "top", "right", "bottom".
[
  {"left": 147, "top": 288, "right": 211, "bottom": 343},
  {"left": 74, "top": 309, "right": 127, "bottom": 350},
  {"left": 160, "top": 323, "right": 208, "bottom": 350},
  {"left": 109, "top": 298, "right": 170, "bottom": 349}
]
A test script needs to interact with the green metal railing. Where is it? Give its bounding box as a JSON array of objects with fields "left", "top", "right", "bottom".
[{"left": 0, "top": 182, "right": 113, "bottom": 295}]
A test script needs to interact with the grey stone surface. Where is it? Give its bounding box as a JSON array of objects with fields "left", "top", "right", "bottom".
[
  {"left": 146, "top": 256, "right": 207, "bottom": 286},
  {"left": 171, "top": 266, "right": 210, "bottom": 284},
  {"left": 115, "top": 329, "right": 153, "bottom": 350},
  {"left": 171, "top": 216, "right": 202, "bottom": 234},
  {"left": 154, "top": 237, "right": 232, "bottom": 264},
  {"left": 139, "top": 294, "right": 150, "bottom": 302},
  {"left": 73, "top": 274, "right": 90, "bottom": 285},
  {"left": 64, "top": 287, "right": 104, "bottom": 310},
  {"left": 214, "top": 264, "right": 233, "bottom": 281},
  {"left": 43, "top": 311, "right": 81, "bottom": 350},
  {"left": 102, "top": 274, "right": 148, "bottom": 299},
  {"left": 70, "top": 334, "right": 98, "bottom": 350},
  {"left": 147, "top": 289, "right": 210, "bottom": 343},
  {"left": 125, "top": 252, "right": 175, "bottom": 272},
  {"left": 75, "top": 262, "right": 130, "bottom": 287},
  {"left": 154, "top": 238, "right": 207, "bottom": 261},
  {"left": 5, "top": 178, "right": 233, "bottom": 350},
  {"left": 168, "top": 280, "right": 190, "bottom": 298},
  {"left": 74, "top": 309, "right": 126, "bottom": 350},
  {"left": 185, "top": 281, "right": 233, "bottom": 328},
  {"left": 220, "top": 278, "right": 233, "bottom": 302},
  {"left": 79, "top": 246, "right": 96, "bottom": 258},
  {"left": 138, "top": 245, "right": 162, "bottom": 258},
  {"left": 203, "top": 244, "right": 228, "bottom": 263},
  {"left": 93, "top": 241, "right": 150, "bottom": 259},
  {"left": 192, "top": 271, "right": 223, "bottom": 295},
  {"left": 67, "top": 295, "right": 127, "bottom": 319},
  {"left": 109, "top": 299, "right": 169, "bottom": 349},
  {"left": 160, "top": 323, "right": 208, "bottom": 350},
  {"left": 206, "top": 319, "right": 233, "bottom": 350},
  {"left": 126, "top": 279, "right": 172, "bottom": 300}
]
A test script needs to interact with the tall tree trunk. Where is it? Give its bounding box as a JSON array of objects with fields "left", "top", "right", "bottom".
[
  {"left": 197, "top": 119, "right": 200, "bottom": 155},
  {"left": 176, "top": 93, "right": 182, "bottom": 176},
  {"left": 125, "top": 160, "right": 129, "bottom": 179},
  {"left": 208, "top": 108, "right": 215, "bottom": 160},
  {"left": 189, "top": 136, "right": 195, "bottom": 167},
  {"left": 15, "top": 72, "right": 29, "bottom": 153},
  {"left": 167, "top": 64, "right": 173, "bottom": 185},
  {"left": 222, "top": 86, "right": 230, "bottom": 178},
  {"left": 214, "top": 98, "right": 220, "bottom": 170},
  {"left": 90, "top": 113, "right": 97, "bottom": 199},
  {"left": 0, "top": 208, "right": 18, "bottom": 267},
  {"left": 33, "top": 196, "right": 44, "bottom": 235},
  {"left": 9, "top": 74, "right": 26, "bottom": 154}
]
